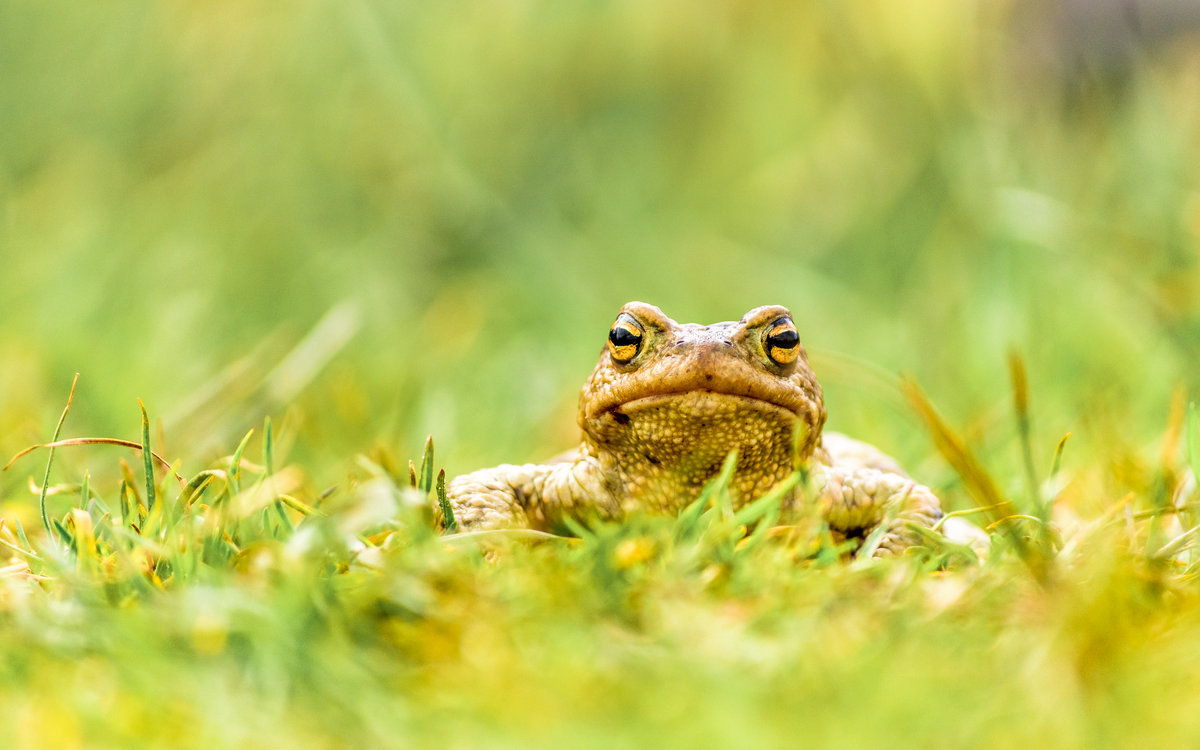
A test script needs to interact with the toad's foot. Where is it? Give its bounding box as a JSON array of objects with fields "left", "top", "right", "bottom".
[
  {"left": 814, "top": 464, "right": 943, "bottom": 557},
  {"left": 441, "top": 454, "right": 619, "bottom": 532}
]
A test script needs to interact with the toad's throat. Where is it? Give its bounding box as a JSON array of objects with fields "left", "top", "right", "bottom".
[
  {"left": 594, "top": 391, "right": 804, "bottom": 506},
  {"left": 593, "top": 390, "right": 803, "bottom": 462}
]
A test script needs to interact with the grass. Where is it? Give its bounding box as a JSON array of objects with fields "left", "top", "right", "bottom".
[
  {"left": 4, "top": 1, "right": 1200, "bottom": 747},
  {"left": 3, "top": 374, "right": 1200, "bottom": 748}
]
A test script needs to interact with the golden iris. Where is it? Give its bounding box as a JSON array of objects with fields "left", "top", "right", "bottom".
[
  {"left": 764, "top": 318, "right": 800, "bottom": 365},
  {"left": 608, "top": 314, "right": 643, "bottom": 363}
]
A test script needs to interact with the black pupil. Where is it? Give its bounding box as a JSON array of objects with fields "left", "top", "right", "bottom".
[
  {"left": 769, "top": 328, "right": 799, "bottom": 349},
  {"left": 610, "top": 326, "right": 641, "bottom": 347}
]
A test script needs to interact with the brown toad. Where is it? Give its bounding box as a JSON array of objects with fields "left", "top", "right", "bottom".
[{"left": 443, "top": 302, "right": 946, "bottom": 555}]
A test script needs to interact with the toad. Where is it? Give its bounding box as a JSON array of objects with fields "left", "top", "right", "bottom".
[{"left": 443, "top": 302, "right": 946, "bottom": 555}]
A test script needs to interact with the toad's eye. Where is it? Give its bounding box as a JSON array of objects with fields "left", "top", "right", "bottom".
[
  {"left": 764, "top": 317, "right": 800, "bottom": 365},
  {"left": 608, "top": 313, "right": 644, "bottom": 363}
]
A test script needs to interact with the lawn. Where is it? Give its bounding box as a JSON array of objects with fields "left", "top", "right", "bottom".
[{"left": 3, "top": 2, "right": 1200, "bottom": 748}]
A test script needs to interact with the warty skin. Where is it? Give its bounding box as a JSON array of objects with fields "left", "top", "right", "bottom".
[{"left": 442, "top": 302, "right": 946, "bottom": 556}]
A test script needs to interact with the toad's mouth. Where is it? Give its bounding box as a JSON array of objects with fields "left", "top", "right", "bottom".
[{"left": 612, "top": 390, "right": 800, "bottom": 421}]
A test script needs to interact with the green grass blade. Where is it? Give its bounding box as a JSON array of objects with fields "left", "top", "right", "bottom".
[
  {"left": 733, "top": 471, "right": 800, "bottom": 527},
  {"left": 39, "top": 373, "right": 80, "bottom": 542},
  {"left": 86, "top": 493, "right": 110, "bottom": 517},
  {"left": 856, "top": 518, "right": 892, "bottom": 560},
  {"left": 263, "top": 417, "right": 292, "bottom": 532},
  {"left": 1049, "top": 433, "right": 1070, "bottom": 480},
  {"left": 675, "top": 451, "right": 737, "bottom": 539},
  {"left": 272, "top": 502, "right": 294, "bottom": 535},
  {"left": 1008, "top": 351, "right": 1040, "bottom": 512},
  {"left": 264, "top": 416, "right": 276, "bottom": 477},
  {"left": 677, "top": 492, "right": 713, "bottom": 538},
  {"left": 436, "top": 468, "right": 456, "bottom": 532},
  {"left": 561, "top": 514, "right": 597, "bottom": 542},
  {"left": 277, "top": 494, "right": 326, "bottom": 517},
  {"left": 229, "top": 429, "right": 255, "bottom": 497},
  {"left": 0, "top": 536, "right": 41, "bottom": 562},
  {"left": 52, "top": 518, "right": 73, "bottom": 548},
  {"left": 179, "top": 472, "right": 220, "bottom": 508},
  {"left": 13, "top": 519, "right": 32, "bottom": 551},
  {"left": 420, "top": 435, "right": 434, "bottom": 494},
  {"left": 138, "top": 400, "right": 157, "bottom": 511},
  {"left": 902, "top": 377, "right": 1045, "bottom": 582}
]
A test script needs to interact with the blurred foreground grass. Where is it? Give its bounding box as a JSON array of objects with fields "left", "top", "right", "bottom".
[
  {"left": 4, "top": 1, "right": 1200, "bottom": 748},
  {"left": 4, "top": 398, "right": 1200, "bottom": 749}
]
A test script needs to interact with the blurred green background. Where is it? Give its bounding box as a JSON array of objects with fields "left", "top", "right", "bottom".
[
  {"left": 6, "top": 4, "right": 1200, "bottom": 750},
  {"left": 2, "top": 0, "right": 1200, "bottom": 498}
]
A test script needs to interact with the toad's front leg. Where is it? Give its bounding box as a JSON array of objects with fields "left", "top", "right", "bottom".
[
  {"left": 442, "top": 453, "right": 619, "bottom": 531},
  {"left": 813, "top": 465, "right": 943, "bottom": 556}
]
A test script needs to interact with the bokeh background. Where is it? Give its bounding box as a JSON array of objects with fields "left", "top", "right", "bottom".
[{"left": 3, "top": 0, "right": 1200, "bottom": 505}]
